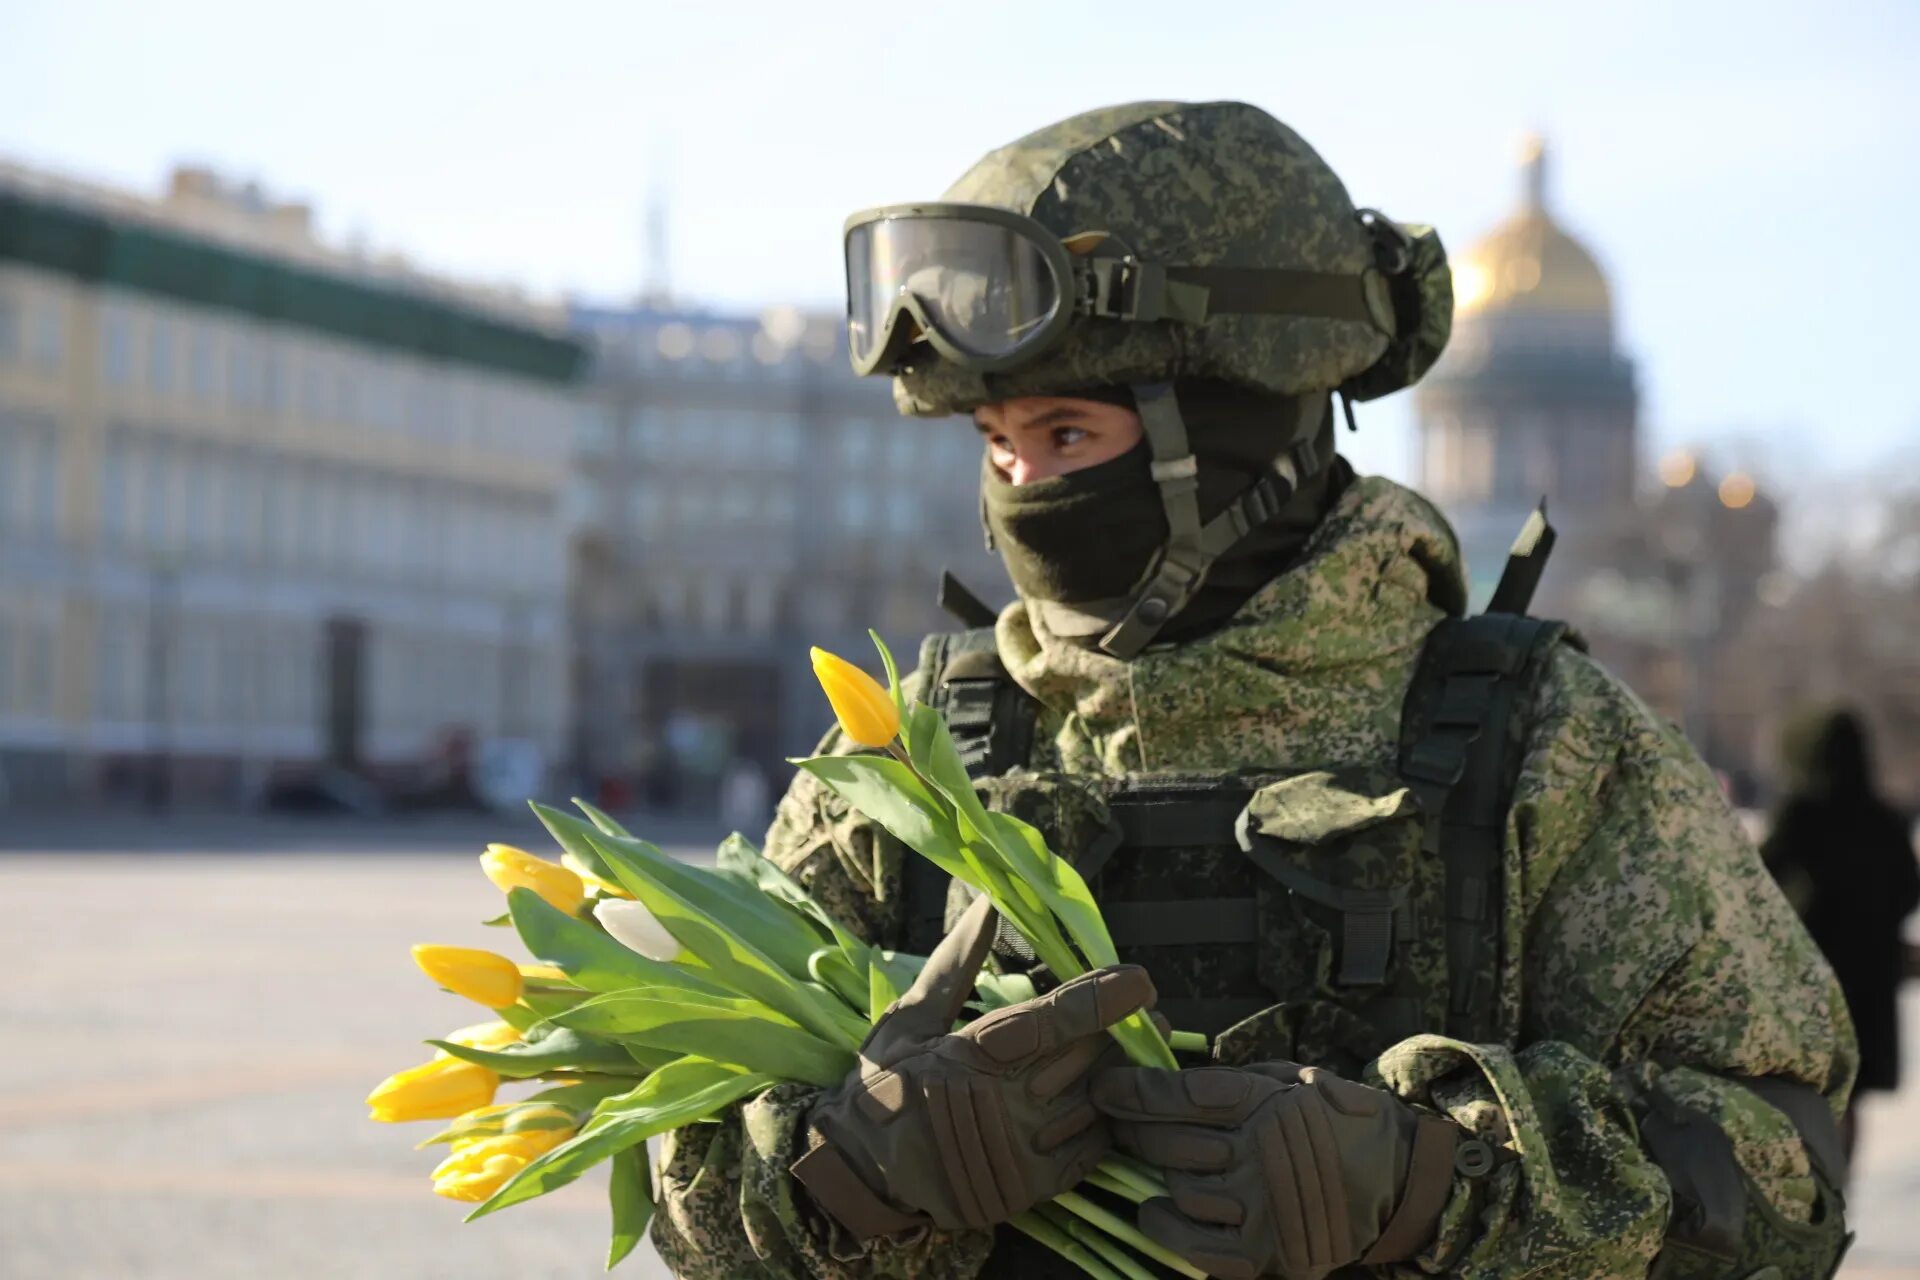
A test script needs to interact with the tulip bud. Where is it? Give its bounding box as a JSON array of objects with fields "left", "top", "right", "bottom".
[
  {"left": 594, "top": 898, "right": 682, "bottom": 962},
  {"left": 434, "top": 1020, "right": 521, "bottom": 1059},
  {"left": 560, "top": 850, "right": 633, "bottom": 899},
  {"left": 518, "top": 963, "right": 571, "bottom": 984},
  {"left": 430, "top": 1127, "right": 573, "bottom": 1201},
  {"left": 481, "top": 844, "right": 587, "bottom": 915},
  {"left": 366, "top": 1057, "right": 500, "bottom": 1123},
  {"left": 810, "top": 647, "right": 900, "bottom": 748},
  {"left": 412, "top": 944, "right": 523, "bottom": 1009}
]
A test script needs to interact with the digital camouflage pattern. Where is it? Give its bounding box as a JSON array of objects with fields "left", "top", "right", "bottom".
[
  {"left": 649, "top": 475, "right": 1854, "bottom": 1278},
  {"left": 893, "top": 101, "right": 1396, "bottom": 418}
]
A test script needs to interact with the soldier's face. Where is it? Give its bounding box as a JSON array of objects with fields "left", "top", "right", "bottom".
[{"left": 973, "top": 396, "right": 1144, "bottom": 486}]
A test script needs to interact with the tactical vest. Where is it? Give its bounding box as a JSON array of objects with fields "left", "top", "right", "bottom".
[
  {"left": 902, "top": 610, "right": 1566, "bottom": 1075},
  {"left": 903, "top": 611, "right": 1854, "bottom": 1280}
]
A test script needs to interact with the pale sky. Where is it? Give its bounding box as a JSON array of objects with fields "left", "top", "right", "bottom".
[{"left": 4, "top": 0, "right": 1916, "bottom": 486}]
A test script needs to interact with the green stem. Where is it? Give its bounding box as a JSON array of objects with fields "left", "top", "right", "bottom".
[
  {"left": 1055, "top": 1192, "right": 1207, "bottom": 1280},
  {"left": 1084, "top": 1168, "right": 1150, "bottom": 1205},
  {"left": 1038, "top": 1204, "right": 1161, "bottom": 1280},
  {"left": 1169, "top": 1029, "right": 1209, "bottom": 1054},
  {"left": 1010, "top": 1211, "right": 1124, "bottom": 1280},
  {"left": 1102, "top": 1154, "right": 1171, "bottom": 1200}
]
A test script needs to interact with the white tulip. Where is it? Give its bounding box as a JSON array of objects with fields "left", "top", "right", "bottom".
[{"left": 593, "top": 898, "right": 682, "bottom": 963}]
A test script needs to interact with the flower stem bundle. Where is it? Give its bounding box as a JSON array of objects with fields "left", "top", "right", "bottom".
[{"left": 367, "top": 634, "right": 1199, "bottom": 1277}]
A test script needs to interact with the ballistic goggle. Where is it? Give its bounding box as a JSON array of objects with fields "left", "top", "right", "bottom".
[{"left": 843, "top": 202, "right": 1390, "bottom": 377}]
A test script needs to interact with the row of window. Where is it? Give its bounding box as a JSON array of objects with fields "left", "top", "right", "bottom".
[
  {"left": 98, "top": 431, "right": 565, "bottom": 591},
  {"left": 0, "top": 424, "right": 62, "bottom": 539},
  {"left": 0, "top": 271, "right": 573, "bottom": 461},
  {"left": 0, "top": 611, "right": 58, "bottom": 720},
  {"left": 86, "top": 604, "right": 564, "bottom": 741},
  {"left": 0, "top": 277, "right": 67, "bottom": 374}
]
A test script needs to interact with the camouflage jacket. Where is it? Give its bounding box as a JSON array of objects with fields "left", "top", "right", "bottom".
[{"left": 651, "top": 476, "right": 1856, "bottom": 1280}]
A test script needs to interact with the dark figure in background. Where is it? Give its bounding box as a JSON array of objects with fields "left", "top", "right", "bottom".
[{"left": 1764, "top": 706, "right": 1920, "bottom": 1158}]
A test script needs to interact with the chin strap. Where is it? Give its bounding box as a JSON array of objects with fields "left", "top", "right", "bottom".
[{"left": 1091, "top": 383, "right": 1330, "bottom": 660}]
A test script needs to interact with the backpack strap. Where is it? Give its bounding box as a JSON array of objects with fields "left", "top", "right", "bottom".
[
  {"left": 1399, "top": 612, "right": 1568, "bottom": 1042},
  {"left": 899, "top": 628, "right": 1042, "bottom": 953}
]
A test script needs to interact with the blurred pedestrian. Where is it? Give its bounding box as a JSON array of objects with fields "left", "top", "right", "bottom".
[
  {"left": 718, "top": 755, "right": 770, "bottom": 837},
  {"left": 1763, "top": 705, "right": 1920, "bottom": 1161}
]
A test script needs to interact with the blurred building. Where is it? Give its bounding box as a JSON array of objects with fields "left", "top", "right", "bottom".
[
  {"left": 1415, "top": 138, "right": 1780, "bottom": 785},
  {"left": 0, "top": 159, "right": 585, "bottom": 808},
  {"left": 1415, "top": 134, "right": 1639, "bottom": 603},
  {"left": 566, "top": 303, "right": 1007, "bottom": 810}
]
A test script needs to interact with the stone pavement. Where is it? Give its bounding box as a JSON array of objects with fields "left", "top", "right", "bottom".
[{"left": 0, "top": 837, "right": 1915, "bottom": 1278}]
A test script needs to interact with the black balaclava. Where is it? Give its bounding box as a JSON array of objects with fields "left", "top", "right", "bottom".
[{"left": 981, "top": 380, "right": 1353, "bottom": 646}]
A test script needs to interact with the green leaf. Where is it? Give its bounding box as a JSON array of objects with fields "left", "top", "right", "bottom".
[
  {"left": 508, "top": 887, "right": 727, "bottom": 999},
  {"left": 867, "top": 957, "right": 900, "bottom": 1023},
  {"left": 719, "top": 833, "right": 872, "bottom": 971},
  {"left": 469, "top": 1057, "right": 774, "bottom": 1221},
  {"left": 429, "top": 1026, "right": 653, "bottom": 1079},
  {"left": 572, "top": 797, "right": 634, "bottom": 839},
  {"left": 974, "top": 970, "right": 1038, "bottom": 1009},
  {"left": 711, "top": 831, "right": 767, "bottom": 890},
  {"left": 539, "top": 804, "right": 835, "bottom": 987},
  {"left": 566, "top": 825, "right": 868, "bottom": 1049},
  {"left": 793, "top": 753, "right": 972, "bottom": 882},
  {"left": 869, "top": 628, "right": 905, "bottom": 720},
  {"left": 806, "top": 947, "right": 868, "bottom": 1012},
  {"left": 607, "top": 1143, "right": 653, "bottom": 1268},
  {"left": 555, "top": 990, "right": 855, "bottom": 1088},
  {"left": 481, "top": 911, "right": 511, "bottom": 927}
]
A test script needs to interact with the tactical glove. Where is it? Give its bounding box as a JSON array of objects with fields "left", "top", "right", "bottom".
[
  {"left": 1092, "top": 1061, "right": 1462, "bottom": 1280},
  {"left": 793, "top": 895, "right": 1157, "bottom": 1240}
]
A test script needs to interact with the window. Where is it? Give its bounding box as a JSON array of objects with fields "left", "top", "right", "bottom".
[
  {"left": 144, "top": 439, "right": 174, "bottom": 549},
  {"left": 148, "top": 316, "right": 175, "bottom": 393},
  {"left": 100, "top": 436, "right": 128, "bottom": 545},
  {"left": 190, "top": 322, "right": 219, "bottom": 400},
  {"left": 0, "top": 284, "right": 18, "bottom": 366},
  {"left": 102, "top": 303, "right": 137, "bottom": 386},
  {"left": 30, "top": 294, "right": 63, "bottom": 372}
]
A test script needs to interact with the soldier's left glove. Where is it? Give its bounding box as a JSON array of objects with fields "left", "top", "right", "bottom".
[{"left": 1091, "top": 1061, "right": 1462, "bottom": 1280}]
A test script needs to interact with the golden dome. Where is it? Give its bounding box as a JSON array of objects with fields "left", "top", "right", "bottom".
[{"left": 1453, "top": 135, "right": 1612, "bottom": 319}]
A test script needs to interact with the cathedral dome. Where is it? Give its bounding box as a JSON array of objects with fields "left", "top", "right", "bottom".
[{"left": 1452, "top": 135, "right": 1612, "bottom": 321}]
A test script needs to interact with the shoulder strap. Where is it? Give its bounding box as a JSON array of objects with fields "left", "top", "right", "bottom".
[
  {"left": 1399, "top": 612, "right": 1568, "bottom": 1042},
  {"left": 899, "top": 629, "right": 1041, "bottom": 953}
]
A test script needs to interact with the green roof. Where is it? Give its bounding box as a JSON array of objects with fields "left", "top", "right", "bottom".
[{"left": 0, "top": 187, "right": 585, "bottom": 384}]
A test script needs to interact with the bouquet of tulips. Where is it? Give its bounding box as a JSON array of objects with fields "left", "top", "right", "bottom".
[{"left": 367, "top": 635, "right": 1206, "bottom": 1279}]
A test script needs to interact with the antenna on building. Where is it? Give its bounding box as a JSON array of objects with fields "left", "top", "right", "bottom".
[
  {"left": 1518, "top": 131, "right": 1548, "bottom": 211},
  {"left": 641, "top": 142, "right": 673, "bottom": 308}
]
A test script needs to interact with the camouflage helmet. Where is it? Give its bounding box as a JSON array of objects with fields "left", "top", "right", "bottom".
[
  {"left": 884, "top": 99, "right": 1452, "bottom": 418},
  {"left": 846, "top": 100, "right": 1453, "bottom": 657}
]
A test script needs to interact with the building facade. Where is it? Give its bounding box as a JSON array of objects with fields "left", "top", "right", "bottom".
[
  {"left": 0, "top": 161, "right": 584, "bottom": 808},
  {"left": 1413, "top": 138, "right": 1781, "bottom": 786},
  {"left": 1414, "top": 135, "right": 1640, "bottom": 604},
  {"left": 566, "top": 303, "right": 1008, "bottom": 810}
]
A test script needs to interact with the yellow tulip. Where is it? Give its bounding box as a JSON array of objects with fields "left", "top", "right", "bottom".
[
  {"left": 366, "top": 1057, "right": 500, "bottom": 1123},
  {"left": 412, "top": 944, "right": 523, "bottom": 1009},
  {"left": 430, "top": 1128, "right": 572, "bottom": 1202},
  {"left": 560, "top": 850, "right": 633, "bottom": 899},
  {"left": 434, "top": 1020, "right": 521, "bottom": 1059},
  {"left": 481, "top": 844, "right": 586, "bottom": 915},
  {"left": 810, "top": 647, "right": 900, "bottom": 748},
  {"left": 518, "top": 962, "right": 570, "bottom": 984}
]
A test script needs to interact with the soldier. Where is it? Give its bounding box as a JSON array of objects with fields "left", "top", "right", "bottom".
[{"left": 651, "top": 101, "right": 1855, "bottom": 1279}]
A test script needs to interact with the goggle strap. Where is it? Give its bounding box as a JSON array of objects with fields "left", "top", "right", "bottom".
[{"left": 1081, "top": 261, "right": 1379, "bottom": 329}]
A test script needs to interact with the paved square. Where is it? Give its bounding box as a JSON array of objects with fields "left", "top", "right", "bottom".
[{"left": 1, "top": 832, "right": 1914, "bottom": 1278}]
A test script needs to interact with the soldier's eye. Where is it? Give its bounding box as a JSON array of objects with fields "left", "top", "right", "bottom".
[{"left": 1052, "top": 427, "right": 1088, "bottom": 450}]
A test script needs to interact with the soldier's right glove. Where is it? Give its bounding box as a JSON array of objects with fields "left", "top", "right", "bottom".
[
  {"left": 1093, "top": 1061, "right": 1463, "bottom": 1280},
  {"left": 792, "top": 894, "right": 1157, "bottom": 1240}
]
